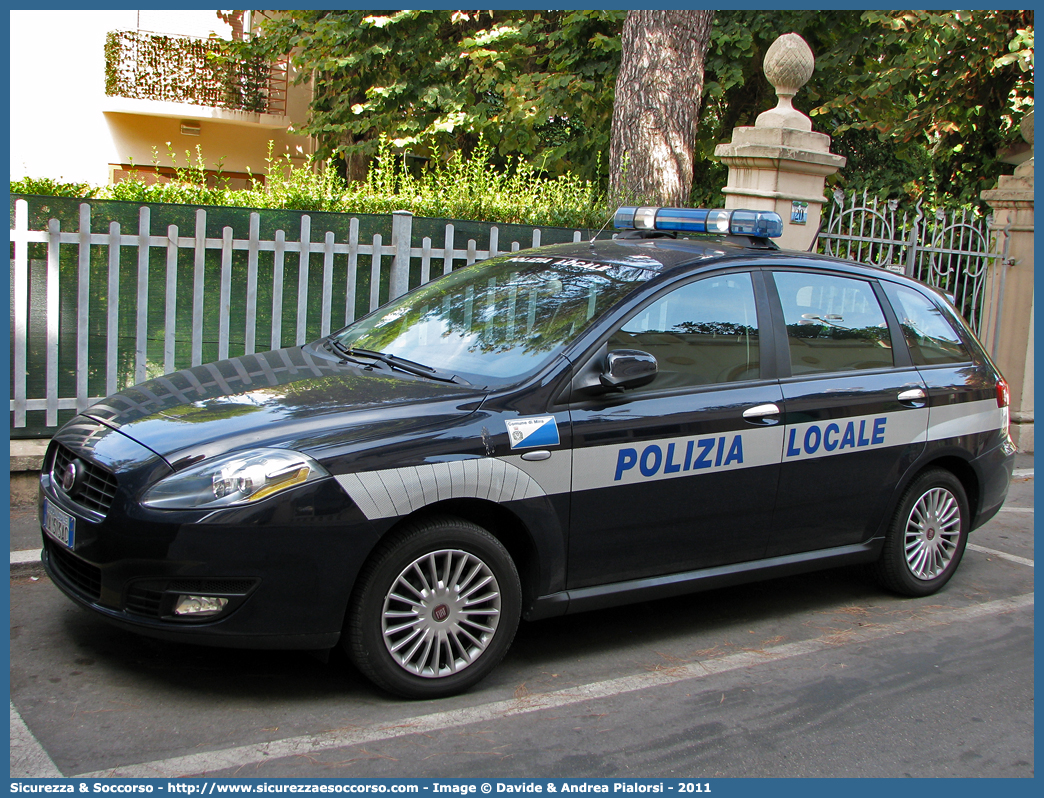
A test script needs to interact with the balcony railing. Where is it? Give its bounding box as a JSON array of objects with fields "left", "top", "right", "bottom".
[{"left": 104, "top": 30, "right": 287, "bottom": 116}]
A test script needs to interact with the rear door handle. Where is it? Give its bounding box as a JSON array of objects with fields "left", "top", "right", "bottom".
[{"left": 742, "top": 403, "right": 781, "bottom": 425}]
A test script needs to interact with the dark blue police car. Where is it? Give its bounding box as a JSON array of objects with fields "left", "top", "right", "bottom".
[{"left": 40, "top": 206, "right": 1016, "bottom": 698}]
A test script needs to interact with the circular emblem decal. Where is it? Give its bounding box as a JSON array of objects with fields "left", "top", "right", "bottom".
[
  {"left": 61, "top": 461, "right": 80, "bottom": 494},
  {"left": 432, "top": 604, "right": 450, "bottom": 622}
]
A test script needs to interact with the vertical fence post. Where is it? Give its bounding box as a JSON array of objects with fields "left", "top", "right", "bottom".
[
  {"left": 345, "top": 217, "right": 359, "bottom": 325},
  {"left": 106, "top": 221, "right": 121, "bottom": 396},
  {"left": 390, "top": 210, "right": 413, "bottom": 299},
  {"left": 296, "top": 215, "right": 312, "bottom": 346},
  {"left": 321, "top": 231, "right": 335, "bottom": 337},
  {"left": 443, "top": 224, "right": 455, "bottom": 275},
  {"left": 46, "top": 219, "right": 61, "bottom": 428},
  {"left": 369, "top": 234, "right": 383, "bottom": 312},
  {"left": 135, "top": 206, "right": 151, "bottom": 384},
  {"left": 191, "top": 208, "right": 206, "bottom": 367},
  {"left": 245, "top": 212, "right": 260, "bottom": 355},
  {"left": 904, "top": 201, "right": 923, "bottom": 278},
  {"left": 12, "top": 200, "right": 28, "bottom": 428},
  {"left": 420, "top": 238, "right": 432, "bottom": 285},
  {"left": 164, "top": 225, "right": 179, "bottom": 374},
  {"left": 488, "top": 226, "right": 499, "bottom": 259},
  {"left": 219, "top": 226, "right": 233, "bottom": 361},
  {"left": 76, "top": 204, "right": 91, "bottom": 412},
  {"left": 271, "top": 229, "right": 285, "bottom": 350}
]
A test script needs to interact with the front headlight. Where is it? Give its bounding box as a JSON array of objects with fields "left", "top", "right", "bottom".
[{"left": 142, "top": 449, "right": 330, "bottom": 510}]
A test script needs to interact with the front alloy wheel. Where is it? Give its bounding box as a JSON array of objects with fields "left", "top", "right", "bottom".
[
  {"left": 873, "top": 468, "right": 969, "bottom": 597},
  {"left": 382, "top": 548, "right": 503, "bottom": 678},
  {"left": 346, "top": 516, "right": 521, "bottom": 699}
]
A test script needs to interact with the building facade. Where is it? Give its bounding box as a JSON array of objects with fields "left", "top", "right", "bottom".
[{"left": 10, "top": 9, "right": 313, "bottom": 188}]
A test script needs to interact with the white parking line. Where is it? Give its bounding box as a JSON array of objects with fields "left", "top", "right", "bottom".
[
  {"left": 11, "top": 701, "right": 63, "bottom": 777},
  {"left": 999, "top": 506, "right": 1033, "bottom": 513},
  {"left": 71, "top": 592, "right": 1034, "bottom": 779},
  {"left": 967, "top": 543, "right": 1035, "bottom": 568},
  {"left": 1011, "top": 468, "right": 1033, "bottom": 478}
]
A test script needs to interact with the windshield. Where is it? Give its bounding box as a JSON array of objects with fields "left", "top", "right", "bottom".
[{"left": 331, "top": 252, "right": 657, "bottom": 384}]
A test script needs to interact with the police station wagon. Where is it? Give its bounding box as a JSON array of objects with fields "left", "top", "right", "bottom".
[{"left": 40, "top": 206, "right": 1015, "bottom": 698}]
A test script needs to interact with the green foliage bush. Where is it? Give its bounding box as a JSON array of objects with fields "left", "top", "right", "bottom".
[
  {"left": 9, "top": 176, "right": 102, "bottom": 199},
  {"left": 11, "top": 140, "right": 612, "bottom": 230}
]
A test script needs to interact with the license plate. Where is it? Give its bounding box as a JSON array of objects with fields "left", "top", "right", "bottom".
[{"left": 43, "top": 499, "right": 75, "bottom": 548}]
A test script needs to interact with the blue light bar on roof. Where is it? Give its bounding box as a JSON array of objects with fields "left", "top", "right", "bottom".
[{"left": 614, "top": 206, "right": 783, "bottom": 238}]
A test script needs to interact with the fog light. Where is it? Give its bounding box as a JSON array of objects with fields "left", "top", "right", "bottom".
[{"left": 174, "top": 595, "right": 229, "bottom": 617}]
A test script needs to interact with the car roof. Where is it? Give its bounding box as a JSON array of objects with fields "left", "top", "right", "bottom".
[{"left": 534, "top": 236, "right": 913, "bottom": 286}]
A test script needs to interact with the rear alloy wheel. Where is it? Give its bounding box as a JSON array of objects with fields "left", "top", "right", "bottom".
[
  {"left": 873, "top": 468, "right": 969, "bottom": 597},
  {"left": 346, "top": 516, "right": 521, "bottom": 699}
]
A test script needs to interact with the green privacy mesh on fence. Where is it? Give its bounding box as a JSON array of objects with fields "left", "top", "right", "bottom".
[{"left": 10, "top": 196, "right": 591, "bottom": 437}]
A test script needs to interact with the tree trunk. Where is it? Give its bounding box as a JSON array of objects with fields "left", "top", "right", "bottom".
[{"left": 609, "top": 10, "right": 714, "bottom": 206}]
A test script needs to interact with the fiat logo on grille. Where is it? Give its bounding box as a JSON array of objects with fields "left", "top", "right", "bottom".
[
  {"left": 432, "top": 604, "right": 450, "bottom": 622},
  {"left": 61, "top": 460, "right": 83, "bottom": 495}
]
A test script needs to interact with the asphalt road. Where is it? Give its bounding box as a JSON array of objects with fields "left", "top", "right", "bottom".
[{"left": 10, "top": 469, "right": 1034, "bottom": 779}]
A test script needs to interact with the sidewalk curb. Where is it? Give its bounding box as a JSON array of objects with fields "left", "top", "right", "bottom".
[{"left": 11, "top": 550, "right": 44, "bottom": 578}]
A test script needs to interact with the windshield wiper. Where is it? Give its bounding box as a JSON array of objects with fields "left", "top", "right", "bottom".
[{"left": 326, "top": 339, "right": 469, "bottom": 385}]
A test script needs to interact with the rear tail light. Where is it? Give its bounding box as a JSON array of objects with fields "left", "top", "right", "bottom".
[{"left": 996, "top": 378, "right": 1010, "bottom": 408}]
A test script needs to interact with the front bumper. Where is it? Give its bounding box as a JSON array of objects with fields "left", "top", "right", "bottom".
[{"left": 40, "top": 469, "right": 381, "bottom": 649}]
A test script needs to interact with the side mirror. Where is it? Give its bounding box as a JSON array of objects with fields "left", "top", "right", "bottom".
[{"left": 600, "top": 349, "right": 658, "bottom": 391}]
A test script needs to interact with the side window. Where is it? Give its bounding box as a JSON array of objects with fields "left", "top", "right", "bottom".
[
  {"left": 882, "top": 283, "right": 972, "bottom": 365},
  {"left": 773, "top": 271, "right": 893, "bottom": 375},
  {"left": 608, "top": 272, "right": 760, "bottom": 391}
]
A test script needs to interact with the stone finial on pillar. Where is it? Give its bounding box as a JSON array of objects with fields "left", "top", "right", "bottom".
[
  {"left": 713, "top": 33, "right": 846, "bottom": 251},
  {"left": 757, "top": 33, "right": 815, "bottom": 131}
]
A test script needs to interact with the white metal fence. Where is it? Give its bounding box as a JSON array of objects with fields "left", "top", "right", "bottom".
[
  {"left": 12, "top": 193, "right": 1013, "bottom": 435},
  {"left": 9, "top": 199, "right": 583, "bottom": 431}
]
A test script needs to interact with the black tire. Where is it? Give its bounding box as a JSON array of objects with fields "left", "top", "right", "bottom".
[
  {"left": 872, "top": 468, "right": 970, "bottom": 597},
  {"left": 345, "top": 515, "right": 521, "bottom": 699}
]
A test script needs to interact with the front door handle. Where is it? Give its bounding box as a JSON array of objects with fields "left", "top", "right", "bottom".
[
  {"left": 521, "top": 450, "right": 552, "bottom": 462},
  {"left": 742, "top": 403, "right": 781, "bottom": 425},
  {"left": 897, "top": 388, "right": 927, "bottom": 407}
]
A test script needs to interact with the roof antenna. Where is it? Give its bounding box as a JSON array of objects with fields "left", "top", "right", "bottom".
[{"left": 589, "top": 208, "right": 617, "bottom": 249}]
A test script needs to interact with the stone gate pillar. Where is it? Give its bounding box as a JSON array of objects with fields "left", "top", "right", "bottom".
[
  {"left": 981, "top": 112, "right": 1034, "bottom": 452},
  {"left": 714, "top": 33, "right": 846, "bottom": 251}
]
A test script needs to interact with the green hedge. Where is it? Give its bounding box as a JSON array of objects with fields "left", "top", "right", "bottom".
[{"left": 10, "top": 139, "right": 614, "bottom": 230}]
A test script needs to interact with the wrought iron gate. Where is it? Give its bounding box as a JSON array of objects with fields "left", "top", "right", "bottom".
[{"left": 816, "top": 189, "right": 1011, "bottom": 341}]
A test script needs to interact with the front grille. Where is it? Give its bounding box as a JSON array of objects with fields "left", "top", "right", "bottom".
[
  {"left": 52, "top": 445, "right": 119, "bottom": 517},
  {"left": 47, "top": 540, "right": 102, "bottom": 602}
]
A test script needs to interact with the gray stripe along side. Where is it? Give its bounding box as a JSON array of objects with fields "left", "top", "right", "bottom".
[{"left": 335, "top": 458, "right": 548, "bottom": 521}]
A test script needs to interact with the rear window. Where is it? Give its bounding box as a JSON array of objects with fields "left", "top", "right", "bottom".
[
  {"left": 882, "top": 283, "right": 972, "bottom": 365},
  {"left": 772, "top": 271, "right": 893, "bottom": 374}
]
